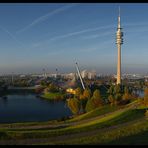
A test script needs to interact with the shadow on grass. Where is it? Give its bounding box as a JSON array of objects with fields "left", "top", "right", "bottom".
[{"left": 104, "top": 130, "right": 148, "bottom": 145}]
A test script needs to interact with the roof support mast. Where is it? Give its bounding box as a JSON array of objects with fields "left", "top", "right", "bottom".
[{"left": 75, "top": 62, "right": 86, "bottom": 90}]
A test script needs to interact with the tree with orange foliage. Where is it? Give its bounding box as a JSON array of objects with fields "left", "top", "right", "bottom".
[{"left": 144, "top": 88, "right": 148, "bottom": 106}]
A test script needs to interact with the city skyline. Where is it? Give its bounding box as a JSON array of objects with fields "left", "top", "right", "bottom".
[{"left": 0, "top": 3, "right": 148, "bottom": 74}]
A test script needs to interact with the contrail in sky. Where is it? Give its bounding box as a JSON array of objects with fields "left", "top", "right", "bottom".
[
  {"left": 0, "top": 25, "right": 25, "bottom": 48},
  {"left": 16, "top": 4, "right": 77, "bottom": 34},
  {"left": 49, "top": 25, "right": 115, "bottom": 41},
  {"left": 35, "top": 21, "right": 148, "bottom": 47},
  {"left": 31, "top": 24, "right": 115, "bottom": 48},
  {"left": 30, "top": 22, "right": 147, "bottom": 48}
]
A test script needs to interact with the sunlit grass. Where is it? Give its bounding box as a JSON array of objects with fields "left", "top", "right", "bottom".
[
  {"left": 0, "top": 108, "right": 145, "bottom": 141},
  {"left": 43, "top": 119, "right": 148, "bottom": 145},
  {"left": 65, "top": 109, "right": 145, "bottom": 131},
  {"left": 68, "top": 105, "right": 119, "bottom": 122},
  {"left": 41, "top": 92, "right": 64, "bottom": 100}
]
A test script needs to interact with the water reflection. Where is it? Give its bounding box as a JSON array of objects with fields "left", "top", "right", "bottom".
[
  {"left": 0, "top": 96, "right": 8, "bottom": 106},
  {"left": 0, "top": 93, "right": 72, "bottom": 123},
  {"left": 133, "top": 90, "right": 144, "bottom": 97}
]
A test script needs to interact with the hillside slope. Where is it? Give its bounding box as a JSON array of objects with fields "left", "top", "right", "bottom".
[{"left": 0, "top": 99, "right": 147, "bottom": 145}]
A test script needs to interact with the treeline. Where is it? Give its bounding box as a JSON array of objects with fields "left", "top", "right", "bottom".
[
  {"left": 107, "top": 85, "right": 136, "bottom": 105},
  {"left": 67, "top": 85, "right": 137, "bottom": 115},
  {"left": 36, "top": 81, "right": 62, "bottom": 93},
  {"left": 67, "top": 88, "right": 104, "bottom": 115}
]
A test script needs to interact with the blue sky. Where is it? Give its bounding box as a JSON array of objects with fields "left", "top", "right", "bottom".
[{"left": 0, "top": 3, "right": 148, "bottom": 75}]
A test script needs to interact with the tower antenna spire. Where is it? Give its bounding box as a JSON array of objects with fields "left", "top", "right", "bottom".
[
  {"left": 118, "top": 6, "right": 121, "bottom": 29},
  {"left": 119, "top": 6, "right": 120, "bottom": 17}
]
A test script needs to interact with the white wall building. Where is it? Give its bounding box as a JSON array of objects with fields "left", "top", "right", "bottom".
[{"left": 81, "top": 70, "right": 96, "bottom": 79}]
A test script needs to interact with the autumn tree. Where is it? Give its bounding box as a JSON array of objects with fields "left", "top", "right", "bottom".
[
  {"left": 144, "top": 88, "right": 148, "bottom": 106},
  {"left": 83, "top": 88, "right": 92, "bottom": 100},
  {"left": 85, "top": 99, "right": 94, "bottom": 112},
  {"left": 91, "top": 89, "right": 103, "bottom": 107},
  {"left": 122, "top": 87, "right": 132, "bottom": 100},
  {"left": 108, "top": 95, "right": 115, "bottom": 106},
  {"left": 85, "top": 89, "right": 103, "bottom": 112},
  {"left": 67, "top": 98, "right": 80, "bottom": 115},
  {"left": 79, "top": 88, "right": 92, "bottom": 113},
  {"left": 75, "top": 87, "right": 82, "bottom": 99},
  {"left": 108, "top": 84, "right": 123, "bottom": 105}
]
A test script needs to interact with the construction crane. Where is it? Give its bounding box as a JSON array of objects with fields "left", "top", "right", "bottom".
[{"left": 75, "top": 62, "right": 86, "bottom": 90}]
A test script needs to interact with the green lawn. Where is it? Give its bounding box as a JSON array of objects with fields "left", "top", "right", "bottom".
[
  {"left": 68, "top": 98, "right": 143, "bottom": 122},
  {"left": 63, "top": 109, "right": 146, "bottom": 133},
  {"left": 1, "top": 117, "right": 147, "bottom": 144},
  {"left": 68, "top": 105, "right": 119, "bottom": 122},
  {"left": 41, "top": 92, "right": 64, "bottom": 100},
  {"left": 0, "top": 108, "right": 146, "bottom": 141},
  {"left": 48, "top": 118, "right": 148, "bottom": 145}
]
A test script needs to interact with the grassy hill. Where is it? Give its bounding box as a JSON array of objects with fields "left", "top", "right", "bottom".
[{"left": 0, "top": 99, "right": 147, "bottom": 145}]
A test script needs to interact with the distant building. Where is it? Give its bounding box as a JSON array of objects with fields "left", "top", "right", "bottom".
[
  {"left": 81, "top": 70, "right": 96, "bottom": 79},
  {"left": 88, "top": 70, "right": 96, "bottom": 79},
  {"left": 20, "top": 75, "right": 26, "bottom": 78},
  {"left": 64, "top": 73, "right": 76, "bottom": 79},
  {"left": 81, "top": 70, "right": 88, "bottom": 79}
]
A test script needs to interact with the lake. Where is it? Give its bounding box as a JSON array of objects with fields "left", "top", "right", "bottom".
[{"left": 0, "top": 93, "right": 72, "bottom": 123}]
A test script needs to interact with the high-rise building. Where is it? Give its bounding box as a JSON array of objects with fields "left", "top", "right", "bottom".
[{"left": 116, "top": 7, "right": 123, "bottom": 85}]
